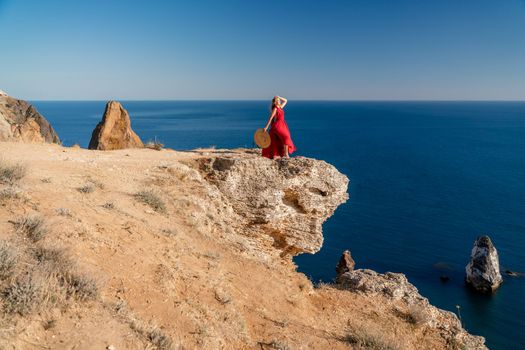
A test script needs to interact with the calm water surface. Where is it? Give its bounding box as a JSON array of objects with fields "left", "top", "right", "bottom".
[{"left": 32, "top": 100, "right": 525, "bottom": 349}]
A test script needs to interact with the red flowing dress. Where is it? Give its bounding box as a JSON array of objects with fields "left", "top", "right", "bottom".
[{"left": 262, "top": 106, "right": 296, "bottom": 159}]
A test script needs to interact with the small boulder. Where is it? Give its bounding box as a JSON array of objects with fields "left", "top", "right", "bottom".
[
  {"left": 465, "top": 235, "right": 503, "bottom": 293},
  {"left": 88, "top": 101, "right": 143, "bottom": 150},
  {"left": 335, "top": 250, "right": 355, "bottom": 282}
]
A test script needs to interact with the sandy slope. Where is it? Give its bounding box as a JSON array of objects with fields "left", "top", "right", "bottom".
[{"left": 0, "top": 142, "right": 481, "bottom": 349}]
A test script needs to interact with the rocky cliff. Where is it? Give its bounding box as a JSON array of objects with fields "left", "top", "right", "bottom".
[
  {"left": 0, "top": 94, "right": 60, "bottom": 143},
  {"left": 199, "top": 155, "right": 349, "bottom": 256},
  {"left": 0, "top": 142, "right": 486, "bottom": 349}
]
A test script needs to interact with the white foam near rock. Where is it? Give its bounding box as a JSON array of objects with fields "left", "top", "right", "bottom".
[{"left": 0, "top": 90, "right": 8, "bottom": 97}]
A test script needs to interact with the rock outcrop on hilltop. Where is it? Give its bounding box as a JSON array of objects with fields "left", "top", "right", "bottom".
[
  {"left": 88, "top": 101, "right": 143, "bottom": 150},
  {"left": 199, "top": 155, "right": 349, "bottom": 256},
  {"left": 466, "top": 235, "right": 503, "bottom": 293},
  {"left": 0, "top": 93, "right": 60, "bottom": 143}
]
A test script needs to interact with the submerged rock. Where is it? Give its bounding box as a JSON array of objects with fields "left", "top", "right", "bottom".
[
  {"left": 88, "top": 101, "right": 143, "bottom": 150},
  {"left": 0, "top": 93, "right": 60, "bottom": 143},
  {"left": 335, "top": 250, "right": 355, "bottom": 282},
  {"left": 505, "top": 270, "right": 521, "bottom": 277},
  {"left": 465, "top": 235, "right": 503, "bottom": 293},
  {"left": 440, "top": 275, "right": 450, "bottom": 283}
]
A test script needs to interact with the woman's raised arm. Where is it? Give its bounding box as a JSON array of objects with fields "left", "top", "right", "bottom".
[
  {"left": 278, "top": 96, "right": 288, "bottom": 108},
  {"left": 263, "top": 108, "right": 277, "bottom": 132}
]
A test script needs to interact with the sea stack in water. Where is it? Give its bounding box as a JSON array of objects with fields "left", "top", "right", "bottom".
[
  {"left": 88, "top": 101, "right": 143, "bottom": 150},
  {"left": 336, "top": 250, "right": 355, "bottom": 282},
  {"left": 465, "top": 235, "right": 503, "bottom": 293},
  {"left": 0, "top": 91, "right": 60, "bottom": 143}
]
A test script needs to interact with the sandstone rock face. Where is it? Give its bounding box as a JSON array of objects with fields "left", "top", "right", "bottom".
[
  {"left": 335, "top": 250, "right": 355, "bottom": 282},
  {"left": 0, "top": 95, "right": 60, "bottom": 143},
  {"left": 199, "top": 155, "right": 349, "bottom": 256},
  {"left": 466, "top": 235, "right": 503, "bottom": 293},
  {"left": 338, "top": 269, "right": 487, "bottom": 349},
  {"left": 88, "top": 101, "right": 143, "bottom": 150}
]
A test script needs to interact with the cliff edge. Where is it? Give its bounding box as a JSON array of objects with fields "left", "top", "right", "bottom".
[{"left": 0, "top": 142, "right": 486, "bottom": 349}]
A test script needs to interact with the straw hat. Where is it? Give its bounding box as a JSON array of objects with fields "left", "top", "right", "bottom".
[{"left": 254, "top": 128, "right": 271, "bottom": 148}]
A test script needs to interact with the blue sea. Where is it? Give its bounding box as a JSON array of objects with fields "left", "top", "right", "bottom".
[{"left": 32, "top": 100, "right": 525, "bottom": 349}]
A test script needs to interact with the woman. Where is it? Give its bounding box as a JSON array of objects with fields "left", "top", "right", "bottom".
[{"left": 262, "top": 96, "right": 296, "bottom": 159}]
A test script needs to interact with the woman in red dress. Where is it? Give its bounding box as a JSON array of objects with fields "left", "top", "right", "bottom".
[{"left": 262, "top": 96, "right": 296, "bottom": 159}]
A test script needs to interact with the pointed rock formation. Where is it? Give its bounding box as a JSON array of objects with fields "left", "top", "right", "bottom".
[
  {"left": 0, "top": 93, "right": 60, "bottom": 143},
  {"left": 88, "top": 101, "right": 143, "bottom": 150},
  {"left": 335, "top": 250, "right": 355, "bottom": 282},
  {"left": 465, "top": 235, "right": 503, "bottom": 293}
]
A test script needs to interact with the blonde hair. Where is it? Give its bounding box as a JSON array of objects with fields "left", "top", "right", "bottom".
[{"left": 270, "top": 96, "right": 280, "bottom": 111}]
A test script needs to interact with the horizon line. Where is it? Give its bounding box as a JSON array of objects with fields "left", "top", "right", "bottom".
[{"left": 26, "top": 98, "right": 525, "bottom": 102}]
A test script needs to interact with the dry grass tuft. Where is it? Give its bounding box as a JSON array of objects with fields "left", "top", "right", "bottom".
[
  {"left": 344, "top": 321, "right": 403, "bottom": 350},
  {"left": 0, "top": 161, "right": 26, "bottom": 185},
  {"left": 12, "top": 216, "right": 47, "bottom": 242},
  {"left": 33, "top": 246, "right": 98, "bottom": 301},
  {"left": 40, "top": 177, "right": 52, "bottom": 183},
  {"left": 77, "top": 184, "right": 95, "bottom": 194},
  {"left": 64, "top": 273, "right": 98, "bottom": 301},
  {"left": 147, "top": 327, "right": 173, "bottom": 349},
  {"left": 393, "top": 304, "right": 431, "bottom": 327},
  {"left": 0, "top": 242, "right": 18, "bottom": 279},
  {"left": 405, "top": 304, "right": 430, "bottom": 326},
  {"left": 0, "top": 187, "right": 22, "bottom": 202},
  {"left": 33, "top": 246, "right": 71, "bottom": 271},
  {"left": 102, "top": 201, "right": 115, "bottom": 209},
  {"left": 55, "top": 208, "right": 71, "bottom": 217},
  {"left": 0, "top": 232, "right": 98, "bottom": 319},
  {"left": 145, "top": 140, "right": 164, "bottom": 151},
  {"left": 2, "top": 276, "right": 42, "bottom": 315},
  {"left": 134, "top": 190, "right": 166, "bottom": 213},
  {"left": 161, "top": 228, "right": 177, "bottom": 237},
  {"left": 113, "top": 300, "right": 174, "bottom": 349}
]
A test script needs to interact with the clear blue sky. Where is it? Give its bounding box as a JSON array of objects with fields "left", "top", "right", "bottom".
[{"left": 1, "top": 0, "right": 525, "bottom": 100}]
